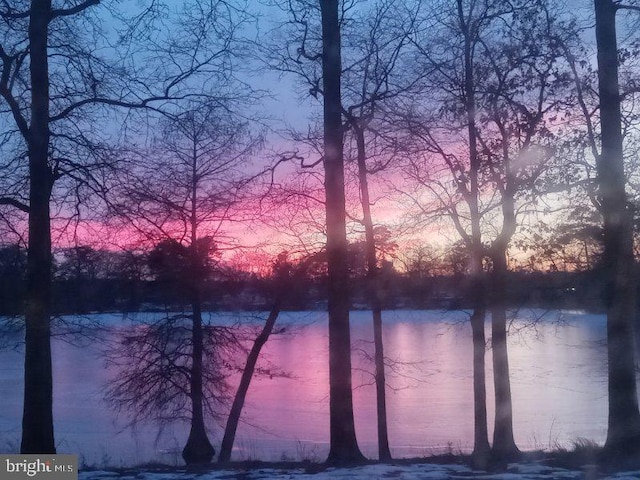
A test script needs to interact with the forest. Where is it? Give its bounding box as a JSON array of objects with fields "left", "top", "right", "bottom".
[{"left": 1, "top": 0, "right": 640, "bottom": 476}]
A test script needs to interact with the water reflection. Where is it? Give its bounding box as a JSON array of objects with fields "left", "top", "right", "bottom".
[{"left": 0, "top": 310, "right": 610, "bottom": 465}]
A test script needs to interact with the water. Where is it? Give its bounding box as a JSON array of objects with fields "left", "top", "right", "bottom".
[{"left": 0, "top": 310, "right": 610, "bottom": 466}]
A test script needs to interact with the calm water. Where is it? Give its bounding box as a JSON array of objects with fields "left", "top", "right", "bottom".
[{"left": 0, "top": 310, "right": 610, "bottom": 466}]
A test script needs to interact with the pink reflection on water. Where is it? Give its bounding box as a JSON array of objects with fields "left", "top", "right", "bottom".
[
  {"left": 0, "top": 310, "right": 611, "bottom": 465},
  {"left": 234, "top": 310, "right": 609, "bottom": 460},
  {"left": 237, "top": 318, "right": 331, "bottom": 451}
]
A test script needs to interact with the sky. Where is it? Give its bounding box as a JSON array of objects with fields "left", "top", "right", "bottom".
[{"left": 2, "top": 0, "right": 640, "bottom": 270}]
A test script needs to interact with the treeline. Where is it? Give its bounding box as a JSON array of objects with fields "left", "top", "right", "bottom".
[{"left": 0, "top": 243, "right": 609, "bottom": 315}]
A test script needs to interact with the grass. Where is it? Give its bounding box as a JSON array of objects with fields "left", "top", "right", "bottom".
[{"left": 541, "top": 436, "right": 640, "bottom": 475}]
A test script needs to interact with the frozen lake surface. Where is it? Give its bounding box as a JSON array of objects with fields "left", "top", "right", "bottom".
[{"left": 0, "top": 309, "right": 611, "bottom": 467}]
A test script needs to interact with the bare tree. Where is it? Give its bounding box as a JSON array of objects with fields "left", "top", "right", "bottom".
[
  {"left": 0, "top": 0, "right": 253, "bottom": 454},
  {"left": 319, "top": 0, "right": 365, "bottom": 464},
  {"left": 550, "top": 0, "right": 640, "bottom": 457},
  {"left": 109, "top": 99, "right": 258, "bottom": 463},
  {"left": 104, "top": 308, "right": 241, "bottom": 449},
  {"left": 340, "top": 1, "right": 419, "bottom": 460},
  {"left": 264, "top": 0, "right": 419, "bottom": 460},
  {"left": 593, "top": 0, "right": 640, "bottom": 457},
  {"left": 400, "top": 0, "right": 500, "bottom": 461},
  {"left": 401, "top": 0, "right": 571, "bottom": 463},
  {"left": 218, "top": 252, "right": 315, "bottom": 463},
  {"left": 261, "top": 0, "right": 366, "bottom": 463}
]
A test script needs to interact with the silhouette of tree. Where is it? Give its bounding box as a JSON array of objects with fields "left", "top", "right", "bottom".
[
  {"left": 320, "top": 0, "right": 365, "bottom": 464},
  {"left": 402, "top": 0, "right": 572, "bottom": 463},
  {"left": 104, "top": 310, "right": 240, "bottom": 446},
  {"left": 518, "top": 210, "right": 604, "bottom": 273},
  {"left": 0, "top": 0, "right": 252, "bottom": 454},
  {"left": 218, "top": 251, "right": 316, "bottom": 462},
  {"left": 265, "top": 0, "right": 418, "bottom": 460},
  {"left": 340, "top": 2, "right": 419, "bottom": 458},
  {"left": 593, "top": 0, "right": 640, "bottom": 458},
  {"left": 551, "top": 0, "right": 640, "bottom": 457},
  {"left": 109, "top": 99, "right": 259, "bottom": 463}
]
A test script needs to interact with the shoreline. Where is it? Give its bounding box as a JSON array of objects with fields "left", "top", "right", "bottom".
[{"left": 77, "top": 449, "right": 640, "bottom": 479}]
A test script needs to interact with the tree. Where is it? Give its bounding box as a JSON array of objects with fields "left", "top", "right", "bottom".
[
  {"left": 402, "top": 0, "right": 570, "bottom": 462},
  {"left": 104, "top": 308, "right": 239, "bottom": 454},
  {"left": 478, "top": 3, "right": 567, "bottom": 458},
  {"left": 111, "top": 100, "right": 258, "bottom": 463},
  {"left": 218, "top": 252, "right": 313, "bottom": 463},
  {"left": 450, "top": 0, "right": 491, "bottom": 460},
  {"left": 401, "top": 0, "right": 498, "bottom": 461},
  {"left": 340, "top": 2, "right": 418, "bottom": 459},
  {"left": 555, "top": 0, "right": 640, "bottom": 456},
  {"left": 593, "top": 0, "right": 640, "bottom": 457},
  {"left": 266, "top": 0, "right": 417, "bottom": 459},
  {"left": 518, "top": 210, "right": 604, "bottom": 273},
  {"left": 0, "top": 0, "right": 249, "bottom": 454},
  {"left": 320, "top": 0, "right": 365, "bottom": 464}
]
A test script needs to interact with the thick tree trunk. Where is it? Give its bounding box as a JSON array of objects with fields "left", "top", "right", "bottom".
[
  {"left": 21, "top": 0, "right": 56, "bottom": 455},
  {"left": 354, "top": 125, "right": 391, "bottom": 461},
  {"left": 320, "top": 0, "right": 365, "bottom": 465},
  {"left": 489, "top": 251, "right": 519, "bottom": 460},
  {"left": 219, "top": 304, "right": 281, "bottom": 463},
  {"left": 470, "top": 304, "right": 490, "bottom": 464},
  {"left": 594, "top": 0, "right": 640, "bottom": 456},
  {"left": 458, "top": 0, "right": 490, "bottom": 460}
]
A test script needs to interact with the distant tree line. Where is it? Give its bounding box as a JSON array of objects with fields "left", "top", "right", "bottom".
[{"left": 0, "top": 241, "right": 612, "bottom": 316}]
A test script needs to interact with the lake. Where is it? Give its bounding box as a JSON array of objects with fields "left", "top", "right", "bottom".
[{"left": 0, "top": 309, "right": 611, "bottom": 466}]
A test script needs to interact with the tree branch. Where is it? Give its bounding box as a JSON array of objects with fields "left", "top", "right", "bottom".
[
  {"left": 49, "top": 94, "right": 175, "bottom": 122},
  {"left": 50, "top": 0, "right": 100, "bottom": 20},
  {"left": 0, "top": 46, "right": 30, "bottom": 140},
  {"left": 0, "top": 1, "right": 29, "bottom": 19},
  {"left": 614, "top": 2, "right": 640, "bottom": 13},
  {"left": 0, "top": 196, "right": 29, "bottom": 213}
]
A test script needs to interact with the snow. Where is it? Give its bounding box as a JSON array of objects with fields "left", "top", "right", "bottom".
[{"left": 78, "top": 462, "right": 640, "bottom": 479}]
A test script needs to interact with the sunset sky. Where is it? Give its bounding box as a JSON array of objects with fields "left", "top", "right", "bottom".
[{"left": 0, "top": 0, "right": 633, "bottom": 275}]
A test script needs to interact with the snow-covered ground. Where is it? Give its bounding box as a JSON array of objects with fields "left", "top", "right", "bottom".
[{"left": 79, "top": 462, "right": 640, "bottom": 479}]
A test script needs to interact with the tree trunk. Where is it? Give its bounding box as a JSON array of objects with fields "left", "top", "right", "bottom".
[
  {"left": 320, "top": 0, "right": 365, "bottom": 465},
  {"left": 182, "top": 293, "right": 215, "bottom": 464},
  {"left": 182, "top": 307, "right": 212, "bottom": 467},
  {"left": 458, "top": 0, "right": 490, "bottom": 460},
  {"left": 354, "top": 124, "right": 391, "bottom": 461},
  {"left": 21, "top": 0, "right": 56, "bottom": 455},
  {"left": 470, "top": 304, "right": 490, "bottom": 464},
  {"left": 489, "top": 250, "right": 520, "bottom": 460},
  {"left": 219, "top": 304, "right": 281, "bottom": 463},
  {"left": 594, "top": 0, "right": 640, "bottom": 456},
  {"left": 183, "top": 188, "right": 214, "bottom": 464}
]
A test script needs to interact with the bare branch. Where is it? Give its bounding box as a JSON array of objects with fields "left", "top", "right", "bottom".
[
  {"left": 50, "top": 0, "right": 100, "bottom": 20},
  {"left": 0, "top": 46, "right": 29, "bottom": 140},
  {"left": 0, "top": 196, "right": 29, "bottom": 213},
  {"left": 0, "top": 2, "right": 29, "bottom": 20},
  {"left": 614, "top": 2, "right": 640, "bottom": 12}
]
